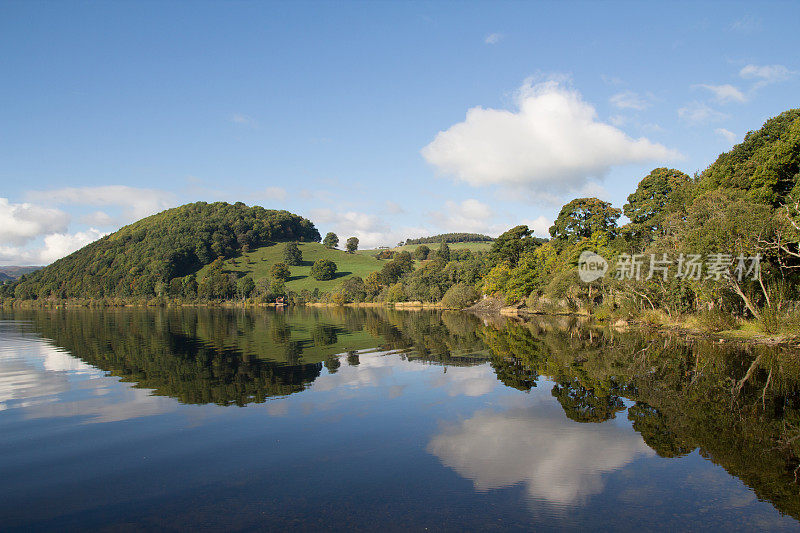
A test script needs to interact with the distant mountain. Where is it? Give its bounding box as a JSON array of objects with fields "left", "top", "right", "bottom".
[
  {"left": 0, "top": 266, "right": 41, "bottom": 281},
  {"left": 405, "top": 233, "right": 495, "bottom": 245},
  {"left": 5, "top": 202, "right": 320, "bottom": 299}
]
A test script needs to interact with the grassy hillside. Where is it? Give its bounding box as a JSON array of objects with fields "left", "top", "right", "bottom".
[{"left": 200, "top": 242, "right": 386, "bottom": 292}]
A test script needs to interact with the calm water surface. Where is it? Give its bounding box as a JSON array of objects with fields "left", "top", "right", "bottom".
[{"left": 1, "top": 308, "right": 799, "bottom": 531}]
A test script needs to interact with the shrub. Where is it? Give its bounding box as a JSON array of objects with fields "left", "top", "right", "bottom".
[
  {"left": 310, "top": 259, "right": 337, "bottom": 281},
  {"left": 441, "top": 283, "right": 480, "bottom": 309}
]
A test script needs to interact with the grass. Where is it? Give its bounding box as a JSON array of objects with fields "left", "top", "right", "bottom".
[{"left": 198, "top": 242, "right": 387, "bottom": 293}]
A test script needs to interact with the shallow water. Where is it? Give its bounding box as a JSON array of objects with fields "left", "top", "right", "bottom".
[{"left": 1, "top": 308, "right": 799, "bottom": 531}]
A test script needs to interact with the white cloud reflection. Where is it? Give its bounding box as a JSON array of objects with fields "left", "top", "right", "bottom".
[
  {"left": 428, "top": 402, "right": 653, "bottom": 506},
  {"left": 0, "top": 337, "right": 173, "bottom": 422}
]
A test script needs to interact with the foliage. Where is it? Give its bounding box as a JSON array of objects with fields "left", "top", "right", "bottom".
[
  {"left": 346, "top": 236, "right": 359, "bottom": 253},
  {"left": 488, "top": 224, "right": 544, "bottom": 267},
  {"left": 700, "top": 108, "right": 800, "bottom": 206},
  {"left": 414, "top": 245, "right": 430, "bottom": 260},
  {"left": 441, "top": 283, "right": 480, "bottom": 309},
  {"left": 323, "top": 232, "right": 339, "bottom": 249},
  {"left": 310, "top": 259, "right": 337, "bottom": 281},
  {"left": 436, "top": 241, "right": 451, "bottom": 262},
  {"left": 623, "top": 168, "right": 692, "bottom": 243},
  {"left": 283, "top": 241, "right": 303, "bottom": 266},
  {"left": 270, "top": 262, "right": 290, "bottom": 282},
  {"left": 550, "top": 197, "right": 622, "bottom": 244}
]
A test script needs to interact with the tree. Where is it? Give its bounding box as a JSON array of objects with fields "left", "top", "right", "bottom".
[
  {"left": 236, "top": 276, "right": 255, "bottom": 300},
  {"left": 271, "top": 278, "right": 286, "bottom": 296},
  {"left": 346, "top": 236, "right": 359, "bottom": 253},
  {"left": 441, "top": 283, "right": 480, "bottom": 308},
  {"left": 198, "top": 258, "right": 233, "bottom": 300},
  {"left": 310, "top": 259, "right": 337, "bottom": 280},
  {"left": 623, "top": 168, "right": 691, "bottom": 241},
  {"left": 549, "top": 197, "right": 622, "bottom": 243},
  {"left": 489, "top": 225, "right": 535, "bottom": 267},
  {"left": 323, "top": 232, "right": 339, "bottom": 249},
  {"left": 436, "top": 241, "right": 451, "bottom": 262},
  {"left": 271, "top": 262, "right": 291, "bottom": 282},
  {"left": 283, "top": 242, "right": 302, "bottom": 265},
  {"left": 340, "top": 276, "right": 366, "bottom": 302},
  {"left": 414, "top": 245, "right": 430, "bottom": 260}
]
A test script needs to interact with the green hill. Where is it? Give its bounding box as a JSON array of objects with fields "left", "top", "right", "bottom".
[
  {"left": 6, "top": 202, "right": 320, "bottom": 299},
  {"left": 699, "top": 108, "right": 800, "bottom": 205},
  {"left": 200, "top": 242, "right": 387, "bottom": 293}
]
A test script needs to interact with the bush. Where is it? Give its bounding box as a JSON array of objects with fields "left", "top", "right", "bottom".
[
  {"left": 441, "top": 283, "right": 480, "bottom": 309},
  {"left": 310, "top": 259, "right": 337, "bottom": 281}
]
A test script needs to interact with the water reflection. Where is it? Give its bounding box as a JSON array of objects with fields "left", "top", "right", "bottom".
[
  {"left": 1, "top": 308, "right": 800, "bottom": 529},
  {"left": 428, "top": 399, "right": 653, "bottom": 505}
]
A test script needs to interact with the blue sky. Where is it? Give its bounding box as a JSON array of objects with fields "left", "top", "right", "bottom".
[{"left": 1, "top": 1, "right": 798, "bottom": 264}]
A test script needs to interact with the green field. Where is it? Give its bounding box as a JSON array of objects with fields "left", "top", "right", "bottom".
[
  {"left": 359, "top": 241, "right": 493, "bottom": 255},
  {"left": 198, "top": 242, "right": 387, "bottom": 292}
]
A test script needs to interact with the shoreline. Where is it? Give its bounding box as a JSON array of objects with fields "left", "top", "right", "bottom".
[{"left": 3, "top": 297, "right": 799, "bottom": 348}]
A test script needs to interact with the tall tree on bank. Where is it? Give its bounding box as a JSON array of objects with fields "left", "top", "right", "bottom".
[
  {"left": 283, "top": 242, "right": 303, "bottom": 266},
  {"left": 623, "top": 168, "right": 692, "bottom": 243},
  {"left": 323, "top": 232, "right": 339, "bottom": 249},
  {"left": 489, "top": 225, "right": 536, "bottom": 267},
  {"left": 346, "top": 237, "right": 359, "bottom": 254},
  {"left": 549, "top": 197, "right": 622, "bottom": 244}
]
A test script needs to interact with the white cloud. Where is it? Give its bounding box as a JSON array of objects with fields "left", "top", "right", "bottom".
[
  {"left": 27, "top": 185, "right": 174, "bottom": 222},
  {"left": 0, "top": 198, "right": 70, "bottom": 246},
  {"left": 521, "top": 215, "right": 553, "bottom": 237},
  {"left": 715, "top": 128, "right": 738, "bottom": 144},
  {"left": 260, "top": 186, "right": 287, "bottom": 202},
  {"left": 608, "top": 114, "right": 627, "bottom": 127},
  {"left": 385, "top": 200, "right": 405, "bottom": 215},
  {"left": 432, "top": 199, "right": 494, "bottom": 233},
  {"left": 38, "top": 228, "right": 107, "bottom": 264},
  {"left": 694, "top": 84, "right": 747, "bottom": 104},
  {"left": 421, "top": 79, "right": 679, "bottom": 194},
  {"left": 231, "top": 113, "right": 257, "bottom": 127},
  {"left": 0, "top": 228, "right": 106, "bottom": 265},
  {"left": 427, "top": 403, "right": 653, "bottom": 505},
  {"left": 79, "top": 210, "right": 115, "bottom": 226},
  {"left": 739, "top": 63, "right": 793, "bottom": 85},
  {"left": 609, "top": 90, "right": 650, "bottom": 110},
  {"left": 677, "top": 102, "right": 729, "bottom": 124},
  {"left": 484, "top": 33, "right": 503, "bottom": 45},
  {"left": 730, "top": 16, "right": 762, "bottom": 33},
  {"left": 308, "top": 208, "right": 409, "bottom": 248}
]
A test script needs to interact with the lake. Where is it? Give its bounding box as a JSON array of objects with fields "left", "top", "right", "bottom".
[{"left": 1, "top": 307, "right": 799, "bottom": 531}]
